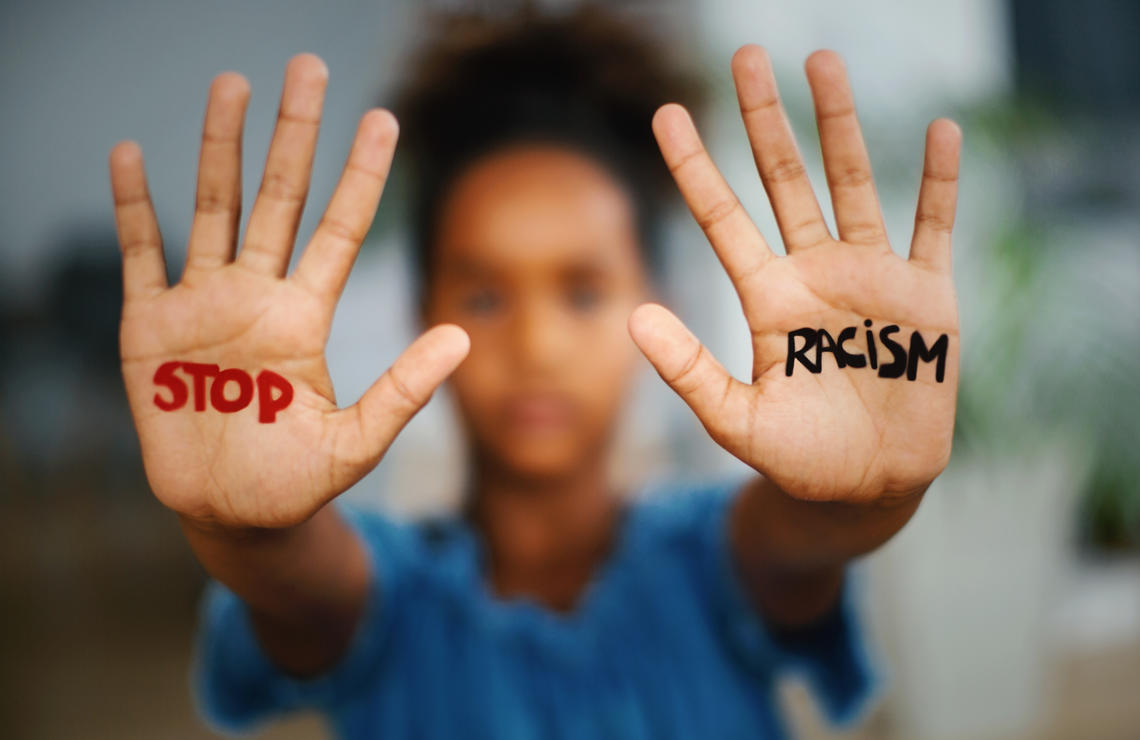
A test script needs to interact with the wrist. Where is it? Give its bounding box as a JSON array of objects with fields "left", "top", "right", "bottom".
[
  {"left": 736, "top": 475, "right": 926, "bottom": 573},
  {"left": 178, "top": 511, "right": 285, "bottom": 543},
  {"left": 175, "top": 499, "right": 325, "bottom": 544}
]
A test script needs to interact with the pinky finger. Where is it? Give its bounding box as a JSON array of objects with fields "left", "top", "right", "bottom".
[
  {"left": 109, "top": 141, "right": 168, "bottom": 301},
  {"left": 908, "top": 118, "right": 962, "bottom": 273}
]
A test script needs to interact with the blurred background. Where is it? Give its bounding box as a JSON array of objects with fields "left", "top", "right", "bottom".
[{"left": 2, "top": 0, "right": 1138, "bottom": 738}]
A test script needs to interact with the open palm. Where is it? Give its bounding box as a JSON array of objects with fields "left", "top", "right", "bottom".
[
  {"left": 111, "top": 55, "right": 468, "bottom": 528},
  {"left": 630, "top": 46, "right": 961, "bottom": 503}
]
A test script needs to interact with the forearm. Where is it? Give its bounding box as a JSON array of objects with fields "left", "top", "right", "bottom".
[
  {"left": 180, "top": 504, "right": 371, "bottom": 676},
  {"left": 729, "top": 475, "right": 925, "bottom": 629}
]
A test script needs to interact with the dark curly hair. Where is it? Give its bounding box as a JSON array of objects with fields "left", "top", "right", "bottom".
[{"left": 387, "top": 2, "right": 707, "bottom": 305}]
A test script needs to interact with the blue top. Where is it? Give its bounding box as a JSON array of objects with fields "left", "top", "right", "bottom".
[{"left": 191, "top": 473, "right": 881, "bottom": 739}]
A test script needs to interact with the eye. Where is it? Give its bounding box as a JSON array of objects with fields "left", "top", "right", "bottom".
[
  {"left": 567, "top": 284, "right": 603, "bottom": 312},
  {"left": 461, "top": 288, "right": 503, "bottom": 315}
]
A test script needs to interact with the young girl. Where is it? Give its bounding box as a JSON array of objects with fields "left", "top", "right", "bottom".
[{"left": 108, "top": 6, "right": 961, "bottom": 739}]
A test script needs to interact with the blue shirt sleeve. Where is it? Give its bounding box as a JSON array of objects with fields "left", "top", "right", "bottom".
[
  {"left": 189, "top": 503, "right": 414, "bottom": 734},
  {"left": 655, "top": 473, "right": 883, "bottom": 727}
]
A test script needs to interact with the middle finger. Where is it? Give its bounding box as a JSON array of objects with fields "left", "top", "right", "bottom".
[
  {"left": 238, "top": 53, "right": 328, "bottom": 277},
  {"left": 731, "top": 45, "right": 831, "bottom": 254}
]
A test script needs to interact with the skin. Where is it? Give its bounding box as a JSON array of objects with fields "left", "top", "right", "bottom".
[
  {"left": 420, "top": 146, "right": 652, "bottom": 609},
  {"left": 637, "top": 45, "right": 961, "bottom": 626},
  {"left": 108, "top": 45, "right": 960, "bottom": 676}
]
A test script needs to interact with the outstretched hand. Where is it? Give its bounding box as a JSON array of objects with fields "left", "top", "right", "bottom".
[
  {"left": 630, "top": 46, "right": 961, "bottom": 503},
  {"left": 110, "top": 54, "right": 469, "bottom": 529}
]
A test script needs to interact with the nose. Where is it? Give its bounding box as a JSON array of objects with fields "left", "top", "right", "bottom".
[{"left": 511, "top": 292, "right": 570, "bottom": 377}]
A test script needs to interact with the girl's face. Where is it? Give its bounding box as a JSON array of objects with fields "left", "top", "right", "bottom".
[{"left": 422, "top": 145, "right": 652, "bottom": 481}]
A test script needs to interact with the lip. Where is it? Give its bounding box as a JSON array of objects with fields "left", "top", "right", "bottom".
[{"left": 500, "top": 392, "right": 577, "bottom": 431}]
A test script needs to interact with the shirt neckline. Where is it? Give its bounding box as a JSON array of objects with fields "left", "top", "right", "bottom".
[{"left": 453, "top": 483, "right": 650, "bottom": 637}]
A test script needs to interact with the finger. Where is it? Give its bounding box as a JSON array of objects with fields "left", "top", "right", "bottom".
[
  {"left": 731, "top": 44, "right": 831, "bottom": 253},
  {"left": 909, "top": 118, "right": 962, "bottom": 273},
  {"left": 331, "top": 323, "right": 470, "bottom": 469},
  {"left": 652, "top": 104, "right": 774, "bottom": 291},
  {"left": 805, "top": 50, "right": 888, "bottom": 248},
  {"left": 109, "top": 141, "right": 168, "bottom": 302},
  {"left": 291, "top": 109, "right": 398, "bottom": 305},
  {"left": 184, "top": 72, "right": 250, "bottom": 274},
  {"left": 628, "top": 303, "right": 752, "bottom": 449},
  {"left": 238, "top": 53, "right": 328, "bottom": 277}
]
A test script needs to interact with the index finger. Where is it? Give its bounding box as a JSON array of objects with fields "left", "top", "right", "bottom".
[
  {"left": 290, "top": 109, "right": 399, "bottom": 306},
  {"left": 652, "top": 103, "right": 774, "bottom": 292}
]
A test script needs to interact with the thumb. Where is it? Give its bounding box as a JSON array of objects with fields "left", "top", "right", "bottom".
[
  {"left": 332, "top": 322, "right": 470, "bottom": 469},
  {"left": 628, "top": 303, "right": 750, "bottom": 447}
]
